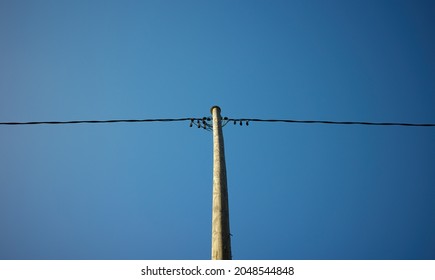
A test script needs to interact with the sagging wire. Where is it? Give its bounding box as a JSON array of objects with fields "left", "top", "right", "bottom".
[
  {"left": 189, "top": 117, "right": 212, "bottom": 131},
  {"left": 3, "top": 116, "right": 433, "bottom": 128},
  {"left": 188, "top": 116, "right": 232, "bottom": 131}
]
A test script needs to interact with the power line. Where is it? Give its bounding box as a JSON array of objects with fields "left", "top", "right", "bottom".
[
  {"left": 0, "top": 118, "right": 194, "bottom": 125},
  {"left": 0, "top": 117, "right": 434, "bottom": 127},
  {"left": 226, "top": 118, "right": 435, "bottom": 127}
]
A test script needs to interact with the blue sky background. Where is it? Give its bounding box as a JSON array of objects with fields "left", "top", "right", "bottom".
[{"left": 0, "top": 0, "right": 434, "bottom": 260}]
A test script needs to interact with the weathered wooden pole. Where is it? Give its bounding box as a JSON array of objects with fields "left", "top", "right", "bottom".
[{"left": 211, "top": 106, "right": 232, "bottom": 260}]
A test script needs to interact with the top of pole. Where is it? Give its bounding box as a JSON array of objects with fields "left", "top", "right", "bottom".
[{"left": 210, "top": 106, "right": 221, "bottom": 114}]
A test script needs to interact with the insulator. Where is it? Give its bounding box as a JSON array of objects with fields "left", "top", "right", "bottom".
[
  {"left": 207, "top": 117, "right": 211, "bottom": 121},
  {"left": 223, "top": 117, "right": 228, "bottom": 120},
  {"left": 234, "top": 120, "right": 237, "bottom": 125},
  {"left": 197, "top": 120, "right": 201, "bottom": 128},
  {"left": 240, "top": 120, "right": 243, "bottom": 126},
  {"left": 246, "top": 121, "right": 249, "bottom": 126}
]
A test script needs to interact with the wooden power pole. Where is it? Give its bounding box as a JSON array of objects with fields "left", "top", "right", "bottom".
[{"left": 211, "top": 106, "right": 232, "bottom": 260}]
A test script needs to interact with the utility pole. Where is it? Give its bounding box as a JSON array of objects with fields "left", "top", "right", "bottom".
[{"left": 211, "top": 106, "right": 232, "bottom": 260}]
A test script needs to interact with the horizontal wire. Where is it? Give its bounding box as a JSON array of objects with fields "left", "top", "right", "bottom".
[
  {"left": 0, "top": 117, "right": 434, "bottom": 127},
  {"left": 0, "top": 118, "right": 197, "bottom": 126},
  {"left": 227, "top": 118, "right": 435, "bottom": 127}
]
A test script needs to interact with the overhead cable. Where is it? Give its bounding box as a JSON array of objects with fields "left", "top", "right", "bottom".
[
  {"left": 0, "top": 118, "right": 194, "bottom": 125},
  {"left": 226, "top": 118, "right": 435, "bottom": 127},
  {"left": 0, "top": 117, "right": 434, "bottom": 127}
]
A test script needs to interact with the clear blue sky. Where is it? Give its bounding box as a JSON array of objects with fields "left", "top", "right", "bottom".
[{"left": 1, "top": 0, "right": 434, "bottom": 260}]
